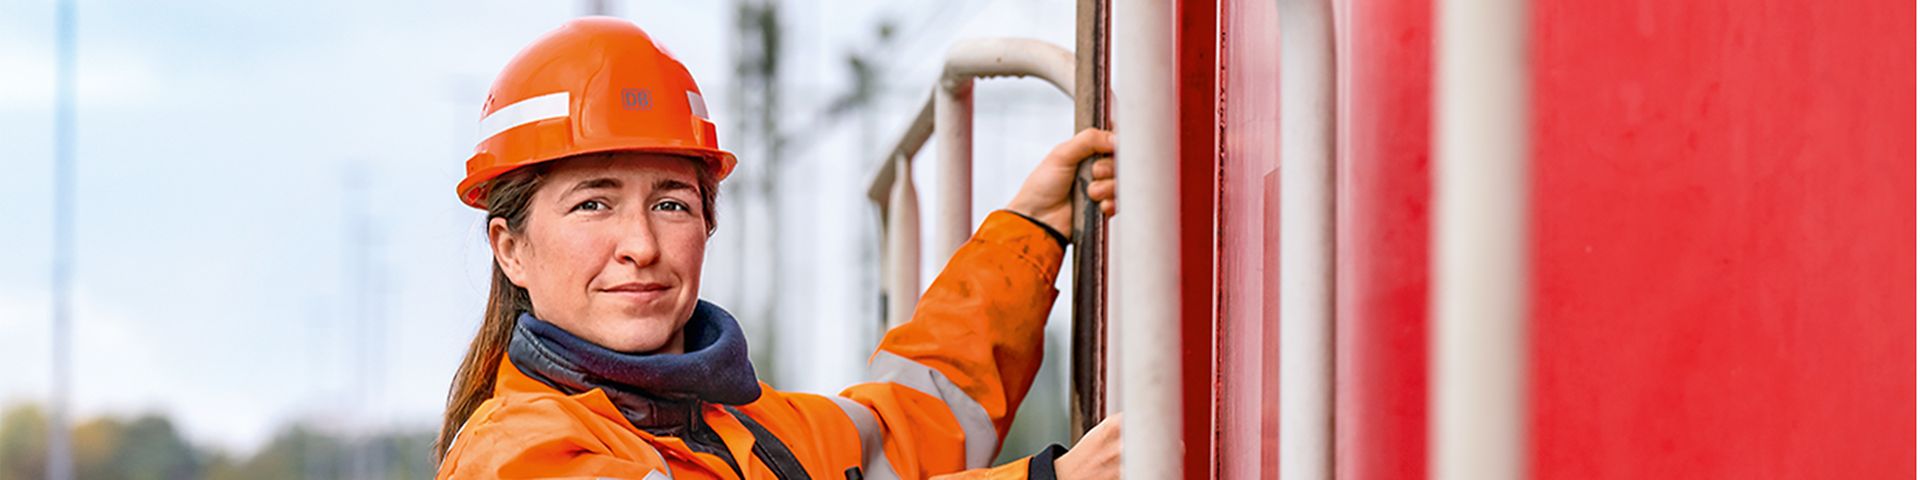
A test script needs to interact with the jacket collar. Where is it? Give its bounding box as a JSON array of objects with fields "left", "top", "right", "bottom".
[{"left": 503, "top": 300, "right": 762, "bottom": 435}]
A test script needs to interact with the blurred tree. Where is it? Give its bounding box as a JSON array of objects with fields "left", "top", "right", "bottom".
[
  {"left": 71, "top": 415, "right": 200, "bottom": 480},
  {"left": 205, "top": 425, "right": 340, "bottom": 480},
  {"left": 730, "top": 0, "right": 787, "bottom": 382},
  {"left": 1, "top": 403, "right": 434, "bottom": 480},
  {"left": 204, "top": 423, "right": 433, "bottom": 480},
  {"left": 69, "top": 417, "right": 122, "bottom": 478},
  {"left": 1, "top": 405, "right": 49, "bottom": 479},
  {"left": 374, "top": 430, "right": 436, "bottom": 479}
]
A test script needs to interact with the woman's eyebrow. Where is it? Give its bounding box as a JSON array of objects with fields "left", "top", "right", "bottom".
[
  {"left": 652, "top": 178, "right": 698, "bottom": 195},
  {"left": 560, "top": 177, "right": 622, "bottom": 197}
]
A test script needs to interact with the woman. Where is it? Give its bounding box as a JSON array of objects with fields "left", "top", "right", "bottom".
[{"left": 435, "top": 17, "right": 1120, "bottom": 480}]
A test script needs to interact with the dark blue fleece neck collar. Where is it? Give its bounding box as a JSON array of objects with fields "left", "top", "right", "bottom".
[{"left": 506, "top": 300, "right": 761, "bottom": 433}]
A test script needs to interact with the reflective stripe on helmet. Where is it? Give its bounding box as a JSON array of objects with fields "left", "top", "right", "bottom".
[
  {"left": 478, "top": 91, "right": 571, "bottom": 143},
  {"left": 686, "top": 91, "right": 709, "bottom": 120}
]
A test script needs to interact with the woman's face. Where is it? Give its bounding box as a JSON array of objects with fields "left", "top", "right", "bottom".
[{"left": 490, "top": 153, "right": 709, "bottom": 354}]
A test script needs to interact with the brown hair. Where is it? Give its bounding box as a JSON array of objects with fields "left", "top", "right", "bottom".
[{"left": 433, "top": 154, "right": 719, "bottom": 464}]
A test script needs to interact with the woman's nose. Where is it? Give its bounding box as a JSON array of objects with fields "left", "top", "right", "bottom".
[{"left": 613, "top": 217, "right": 662, "bottom": 267}]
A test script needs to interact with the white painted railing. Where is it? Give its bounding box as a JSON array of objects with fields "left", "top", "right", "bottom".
[{"left": 866, "top": 38, "right": 1076, "bottom": 329}]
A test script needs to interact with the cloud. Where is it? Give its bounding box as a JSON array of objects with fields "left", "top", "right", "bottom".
[{"left": 0, "top": 48, "right": 164, "bottom": 110}]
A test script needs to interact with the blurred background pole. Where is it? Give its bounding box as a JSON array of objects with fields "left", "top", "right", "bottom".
[
  {"left": 729, "top": 0, "right": 786, "bottom": 380},
  {"left": 48, "top": 0, "right": 78, "bottom": 477},
  {"left": 344, "top": 166, "right": 384, "bottom": 480},
  {"left": 582, "top": 0, "right": 612, "bottom": 16}
]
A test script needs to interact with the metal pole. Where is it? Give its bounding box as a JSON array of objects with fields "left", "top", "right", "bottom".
[
  {"left": 1432, "top": 0, "right": 1531, "bottom": 476},
  {"left": 865, "top": 38, "right": 1076, "bottom": 332},
  {"left": 48, "top": 0, "right": 78, "bottom": 477},
  {"left": 1113, "top": 0, "right": 1182, "bottom": 476},
  {"left": 582, "top": 0, "right": 612, "bottom": 16},
  {"left": 884, "top": 155, "right": 921, "bottom": 328},
  {"left": 344, "top": 168, "right": 371, "bottom": 479},
  {"left": 933, "top": 76, "right": 974, "bottom": 263},
  {"left": 865, "top": 40, "right": 1078, "bottom": 213},
  {"left": 1069, "top": 0, "right": 1114, "bottom": 443},
  {"left": 1278, "top": 0, "right": 1337, "bottom": 476}
]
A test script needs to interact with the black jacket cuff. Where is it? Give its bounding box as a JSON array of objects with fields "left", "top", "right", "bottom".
[
  {"left": 1006, "top": 210, "right": 1070, "bottom": 248},
  {"left": 1027, "top": 443, "right": 1069, "bottom": 480}
]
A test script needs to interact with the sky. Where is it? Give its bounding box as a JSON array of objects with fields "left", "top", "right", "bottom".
[{"left": 0, "top": 0, "right": 1079, "bottom": 456}]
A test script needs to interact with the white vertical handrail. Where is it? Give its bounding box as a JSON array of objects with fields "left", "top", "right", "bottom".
[
  {"left": 934, "top": 76, "right": 976, "bottom": 263},
  {"left": 884, "top": 154, "right": 922, "bottom": 328},
  {"left": 1113, "top": 0, "right": 1184, "bottom": 476},
  {"left": 1433, "top": 0, "right": 1531, "bottom": 476},
  {"left": 1279, "top": 0, "right": 1337, "bottom": 476}
]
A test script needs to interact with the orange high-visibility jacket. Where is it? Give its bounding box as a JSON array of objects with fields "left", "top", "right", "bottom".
[{"left": 438, "top": 210, "right": 1068, "bottom": 479}]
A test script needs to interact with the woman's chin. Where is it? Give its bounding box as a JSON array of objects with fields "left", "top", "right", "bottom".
[
  {"left": 572, "top": 300, "right": 693, "bottom": 353},
  {"left": 578, "top": 314, "right": 679, "bottom": 354}
]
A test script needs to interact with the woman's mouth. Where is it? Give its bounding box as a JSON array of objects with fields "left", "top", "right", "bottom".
[{"left": 600, "top": 282, "right": 671, "bottom": 303}]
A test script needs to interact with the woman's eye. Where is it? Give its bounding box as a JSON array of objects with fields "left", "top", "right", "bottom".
[
  {"left": 653, "top": 200, "right": 690, "bottom": 212},
  {"left": 571, "top": 199, "right": 608, "bottom": 212}
]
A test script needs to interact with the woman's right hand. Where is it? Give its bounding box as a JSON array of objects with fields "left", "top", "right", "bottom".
[
  {"left": 1054, "top": 413, "right": 1122, "bottom": 479},
  {"left": 1005, "top": 129, "right": 1117, "bottom": 237}
]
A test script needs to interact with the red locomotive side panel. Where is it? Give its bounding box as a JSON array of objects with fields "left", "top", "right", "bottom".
[
  {"left": 1527, "top": 0, "right": 1917, "bottom": 477},
  {"left": 1335, "top": 0, "right": 1434, "bottom": 477},
  {"left": 1183, "top": 0, "right": 1910, "bottom": 476},
  {"left": 1176, "top": 0, "right": 1223, "bottom": 477},
  {"left": 1218, "top": 0, "right": 1284, "bottom": 478}
]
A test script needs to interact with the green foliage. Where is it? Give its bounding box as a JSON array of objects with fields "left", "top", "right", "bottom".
[
  {"left": 1, "top": 405, "right": 50, "bottom": 479},
  {"left": 71, "top": 414, "right": 200, "bottom": 480},
  {"left": 0, "top": 403, "right": 433, "bottom": 480}
]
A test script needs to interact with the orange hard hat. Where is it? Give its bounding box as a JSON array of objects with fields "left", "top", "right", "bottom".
[{"left": 456, "top": 17, "right": 737, "bottom": 209}]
